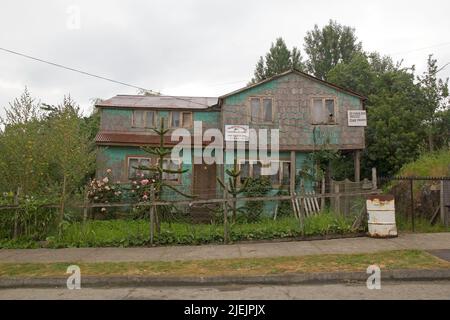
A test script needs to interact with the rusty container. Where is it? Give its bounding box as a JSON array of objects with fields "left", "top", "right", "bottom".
[{"left": 367, "top": 195, "right": 397, "bottom": 238}]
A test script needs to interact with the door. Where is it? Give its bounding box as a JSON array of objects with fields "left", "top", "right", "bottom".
[{"left": 193, "top": 163, "right": 217, "bottom": 199}]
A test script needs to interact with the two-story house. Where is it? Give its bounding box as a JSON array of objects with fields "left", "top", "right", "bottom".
[{"left": 95, "top": 69, "right": 366, "bottom": 204}]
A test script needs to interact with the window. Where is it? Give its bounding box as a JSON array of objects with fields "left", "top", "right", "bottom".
[
  {"left": 249, "top": 97, "right": 274, "bottom": 123},
  {"left": 182, "top": 112, "right": 192, "bottom": 128},
  {"left": 161, "top": 158, "right": 182, "bottom": 183},
  {"left": 132, "top": 110, "right": 155, "bottom": 128},
  {"left": 311, "top": 98, "right": 336, "bottom": 124},
  {"left": 263, "top": 98, "right": 273, "bottom": 122},
  {"left": 169, "top": 111, "right": 192, "bottom": 128},
  {"left": 238, "top": 160, "right": 291, "bottom": 186},
  {"left": 128, "top": 157, "right": 153, "bottom": 179}
]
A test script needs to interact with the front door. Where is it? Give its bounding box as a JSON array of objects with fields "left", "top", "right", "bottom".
[{"left": 193, "top": 163, "right": 217, "bottom": 199}]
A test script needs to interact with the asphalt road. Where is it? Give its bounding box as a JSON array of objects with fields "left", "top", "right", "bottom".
[{"left": 1, "top": 281, "right": 450, "bottom": 300}]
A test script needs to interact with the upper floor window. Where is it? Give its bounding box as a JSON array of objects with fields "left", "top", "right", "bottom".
[
  {"left": 170, "top": 111, "right": 193, "bottom": 128},
  {"left": 311, "top": 98, "right": 336, "bottom": 124},
  {"left": 249, "top": 97, "right": 273, "bottom": 123},
  {"left": 132, "top": 110, "right": 155, "bottom": 128}
]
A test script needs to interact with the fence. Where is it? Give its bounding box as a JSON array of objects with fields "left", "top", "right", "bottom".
[
  {"left": 0, "top": 183, "right": 381, "bottom": 243},
  {"left": 379, "top": 176, "right": 450, "bottom": 231},
  {"left": 3, "top": 173, "right": 449, "bottom": 244}
]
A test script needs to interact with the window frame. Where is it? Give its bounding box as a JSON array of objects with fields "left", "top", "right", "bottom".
[
  {"left": 310, "top": 97, "right": 337, "bottom": 125},
  {"left": 237, "top": 159, "right": 291, "bottom": 187},
  {"left": 132, "top": 110, "right": 156, "bottom": 128},
  {"left": 157, "top": 157, "right": 183, "bottom": 185},
  {"left": 126, "top": 156, "right": 154, "bottom": 180},
  {"left": 169, "top": 111, "right": 193, "bottom": 129},
  {"left": 247, "top": 96, "right": 274, "bottom": 124}
]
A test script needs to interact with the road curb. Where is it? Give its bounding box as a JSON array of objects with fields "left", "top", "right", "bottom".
[{"left": 1, "top": 269, "right": 449, "bottom": 289}]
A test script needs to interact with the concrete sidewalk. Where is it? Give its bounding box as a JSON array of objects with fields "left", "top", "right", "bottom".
[{"left": 0, "top": 232, "right": 449, "bottom": 263}]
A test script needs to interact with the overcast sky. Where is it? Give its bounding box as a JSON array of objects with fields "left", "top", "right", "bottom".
[{"left": 1, "top": 0, "right": 450, "bottom": 117}]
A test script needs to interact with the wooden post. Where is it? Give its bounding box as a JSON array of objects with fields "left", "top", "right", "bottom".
[
  {"left": 354, "top": 150, "right": 361, "bottom": 182},
  {"left": 59, "top": 174, "right": 67, "bottom": 223},
  {"left": 410, "top": 179, "right": 415, "bottom": 232},
  {"left": 440, "top": 180, "right": 445, "bottom": 225},
  {"left": 83, "top": 189, "right": 89, "bottom": 223},
  {"left": 334, "top": 183, "right": 340, "bottom": 215},
  {"left": 290, "top": 151, "right": 296, "bottom": 194},
  {"left": 13, "top": 187, "right": 20, "bottom": 240},
  {"left": 320, "top": 176, "right": 325, "bottom": 211},
  {"left": 371, "top": 168, "right": 377, "bottom": 190},
  {"left": 149, "top": 187, "right": 155, "bottom": 245},
  {"left": 223, "top": 188, "right": 229, "bottom": 244}
]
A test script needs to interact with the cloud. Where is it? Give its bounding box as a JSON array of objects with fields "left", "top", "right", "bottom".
[{"left": 0, "top": 0, "right": 449, "bottom": 118}]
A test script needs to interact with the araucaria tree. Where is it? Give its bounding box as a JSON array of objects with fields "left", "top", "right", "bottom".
[{"left": 138, "top": 118, "right": 193, "bottom": 232}]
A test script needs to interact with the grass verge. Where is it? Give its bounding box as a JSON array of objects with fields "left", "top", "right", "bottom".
[{"left": 0, "top": 250, "right": 448, "bottom": 279}]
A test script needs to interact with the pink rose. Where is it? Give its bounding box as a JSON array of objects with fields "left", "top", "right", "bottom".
[
  {"left": 141, "top": 179, "right": 149, "bottom": 186},
  {"left": 142, "top": 194, "right": 148, "bottom": 200}
]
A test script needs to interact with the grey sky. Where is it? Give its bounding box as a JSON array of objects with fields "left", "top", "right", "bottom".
[{"left": 1, "top": 0, "right": 450, "bottom": 117}]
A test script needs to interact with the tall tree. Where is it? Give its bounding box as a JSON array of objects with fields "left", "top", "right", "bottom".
[
  {"left": 417, "top": 54, "right": 449, "bottom": 151},
  {"left": 251, "top": 37, "right": 304, "bottom": 83},
  {"left": 304, "top": 20, "right": 362, "bottom": 80}
]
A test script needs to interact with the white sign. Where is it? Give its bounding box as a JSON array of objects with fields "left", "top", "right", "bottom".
[
  {"left": 348, "top": 110, "right": 367, "bottom": 127},
  {"left": 225, "top": 125, "right": 249, "bottom": 141}
]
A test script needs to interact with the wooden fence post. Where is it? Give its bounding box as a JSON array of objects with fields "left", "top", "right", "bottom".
[
  {"left": 223, "top": 188, "right": 229, "bottom": 244},
  {"left": 372, "top": 168, "right": 377, "bottom": 190},
  {"left": 440, "top": 180, "right": 445, "bottom": 225},
  {"left": 13, "top": 187, "right": 20, "bottom": 240},
  {"left": 334, "top": 183, "right": 340, "bottom": 215},
  {"left": 149, "top": 187, "right": 156, "bottom": 245},
  {"left": 320, "top": 176, "right": 325, "bottom": 211},
  {"left": 83, "top": 188, "right": 89, "bottom": 223}
]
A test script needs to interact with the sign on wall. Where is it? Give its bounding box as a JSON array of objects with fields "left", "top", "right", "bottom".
[
  {"left": 347, "top": 110, "right": 367, "bottom": 127},
  {"left": 225, "top": 125, "right": 249, "bottom": 141}
]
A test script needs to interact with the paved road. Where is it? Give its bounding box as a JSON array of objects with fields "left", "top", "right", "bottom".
[
  {"left": 1, "top": 281, "right": 449, "bottom": 299},
  {"left": 1, "top": 233, "right": 449, "bottom": 263}
]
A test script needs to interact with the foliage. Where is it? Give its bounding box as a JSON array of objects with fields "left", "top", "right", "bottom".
[
  {"left": 0, "top": 212, "right": 360, "bottom": 248},
  {"left": 0, "top": 195, "right": 58, "bottom": 240},
  {"left": 87, "top": 169, "right": 123, "bottom": 214},
  {"left": 304, "top": 20, "right": 362, "bottom": 80},
  {"left": 217, "top": 162, "right": 249, "bottom": 223},
  {"left": 417, "top": 54, "right": 450, "bottom": 151},
  {"left": 0, "top": 89, "right": 96, "bottom": 199},
  {"left": 397, "top": 149, "right": 450, "bottom": 177},
  {"left": 243, "top": 177, "right": 272, "bottom": 222},
  {"left": 251, "top": 37, "right": 305, "bottom": 83}
]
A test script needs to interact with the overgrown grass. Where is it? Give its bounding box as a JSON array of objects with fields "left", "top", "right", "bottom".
[
  {"left": 0, "top": 213, "right": 359, "bottom": 248},
  {"left": 396, "top": 215, "right": 450, "bottom": 233},
  {"left": 398, "top": 149, "right": 450, "bottom": 177},
  {"left": 0, "top": 250, "right": 447, "bottom": 278}
]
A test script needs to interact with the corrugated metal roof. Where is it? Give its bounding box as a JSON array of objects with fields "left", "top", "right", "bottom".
[{"left": 96, "top": 95, "right": 218, "bottom": 110}]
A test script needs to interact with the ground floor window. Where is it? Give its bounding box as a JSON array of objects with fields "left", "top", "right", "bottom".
[
  {"left": 127, "top": 156, "right": 182, "bottom": 184},
  {"left": 238, "top": 159, "right": 291, "bottom": 186},
  {"left": 128, "top": 157, "right": 153, "bottom": 179}
]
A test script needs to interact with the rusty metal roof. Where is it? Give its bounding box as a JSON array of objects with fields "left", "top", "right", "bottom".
[{"left": 96, "top": 95, "right": 218, "bottom": 110}]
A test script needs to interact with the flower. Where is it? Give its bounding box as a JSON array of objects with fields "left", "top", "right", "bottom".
[
  {"left": 142, "top": 194, "right": 148, "bottom": 200},
  {"left": 106, "top": 168, "right": 112, "bottom": 174},
  {"left": 105, "top": 186, "right": 110, "bottom": 191},
  {"left": 102, "top": 177, "right": 109, "bottom": 183},
  {"left": 101, "top": 207, "right": 106, "bottom": 212},
  {"left": 141, "top": 179, "right": 149, "bottom": 186}
]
